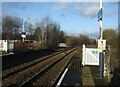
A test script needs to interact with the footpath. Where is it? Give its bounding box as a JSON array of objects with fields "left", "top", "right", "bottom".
[{"left": 82, "top": 66, "right": 108, "bottom": 87}]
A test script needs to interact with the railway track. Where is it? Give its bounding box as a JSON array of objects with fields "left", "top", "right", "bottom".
[
  {"left": 2, "top": 51, "right": 61, "bottom": 79},
  {"left": 2, "top": 48, "right": 69, "bottom": 70},
  {"left": 2, "top": 48, "right": 70, "bottom": 79},
  {"left": 2, "top": 47, "right": 78, "bottom": 87}
]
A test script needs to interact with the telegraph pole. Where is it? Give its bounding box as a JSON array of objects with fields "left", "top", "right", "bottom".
[
  {"left": 98, "top": 0, "right": 105, "bottom": 79},
  {"left": 100, "top": 0, "right": 102, "bottom": 40}
]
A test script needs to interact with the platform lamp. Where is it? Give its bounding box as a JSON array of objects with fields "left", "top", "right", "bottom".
[{"left": 21, "top": 18, "right": 30, "bottom": 42}]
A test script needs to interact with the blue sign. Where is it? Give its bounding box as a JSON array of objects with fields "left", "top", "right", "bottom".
[{"left": 98, "top": 8, "right": 102, "bottom": 21}]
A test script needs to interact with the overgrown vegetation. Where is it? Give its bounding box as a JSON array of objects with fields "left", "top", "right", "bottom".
[
  {"left": 103, "top": 29, "right": 118, "bottom": 54},
  {"left": 66, "top": 35, "right": 96, "bottom": 47}
]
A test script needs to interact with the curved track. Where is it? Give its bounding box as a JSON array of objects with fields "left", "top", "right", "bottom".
[{"left": 2, "top": 47, "right": 78, "bottom": 87}]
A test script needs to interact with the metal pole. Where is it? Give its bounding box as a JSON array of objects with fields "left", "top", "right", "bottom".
[
  {"left": 22, "top": 19, "right": 25, "bottom": 42},
  {"left": 100, "top": 0, "right": 102, "bottom": 40},
  {"left": 22, "top": 19, "right": 25, "bottom": 33},
  {"left": 22, "top": 18, "right": 30, "bottom": 42},
  {"left": 99, "top": 52, "right": 104, "bottom": 79}
]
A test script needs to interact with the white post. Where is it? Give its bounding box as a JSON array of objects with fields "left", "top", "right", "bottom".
[
  {"left": 22, "top": 18, "right": 30, "bottom": 42},
  {"left": 3, "top": 40, "right": 8, "bottom": 52},
  {"left": 100, "top": 0, "right": 102, "bottom": 40},
  {"left": 82, "top": 44, "right": 85, "bottom": 66},
  {"left": 22, "top": 19, "right": 25, "bottom": 42},
  {"left": 22, "top": 19, "right": 25, "bottom": 33}
]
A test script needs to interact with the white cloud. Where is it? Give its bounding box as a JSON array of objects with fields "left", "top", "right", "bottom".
[
  {"left": 52, "top": 2, "right": 100, "bottom": 18},
  {"left": 60, "top": 13, "right": 65, "bottom": 18},
  {"left": 2, "top": 0, "right": 119, "bottom": 2},
  {"left": 86, "top": 31, "right": 99, "bottom": 39},
  {"left": 104, "top": 9, "right": 118, "bottom": 16},
  {"left": 52, "top": 2, "right": 71, "bottom": 11},
  {"left": 75, "top": 3, "right": 100, "bottom": 17},
  {"left": 53, "top": 2, "right": 117, "bottom": 18}
]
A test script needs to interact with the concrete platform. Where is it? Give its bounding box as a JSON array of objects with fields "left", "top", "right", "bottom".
[
  {"left": 1, "top": 52, "right": 14, "bottom": 56},
  {"left": 60, "top": 68, "right": 82, "bottom": 87}
]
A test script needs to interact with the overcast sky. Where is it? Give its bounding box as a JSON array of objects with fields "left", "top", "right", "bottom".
[{"left": 2, "top": 1, "right": 118, "bottom": 38}]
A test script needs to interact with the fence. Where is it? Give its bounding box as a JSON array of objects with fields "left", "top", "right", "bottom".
[
  {"left": 82, "top": 44, "right": 101, "bottom": 66},
  {"left": 0, "top": 40, "right": 14, "bottom": 52},
  {"left": 0, "top": 40, "right": 8, "bottom": 52}
]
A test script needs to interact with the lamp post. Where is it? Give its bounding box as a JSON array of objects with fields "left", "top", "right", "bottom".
[{"left": 21, "top": 18, "right": 30, "bottom": 42}]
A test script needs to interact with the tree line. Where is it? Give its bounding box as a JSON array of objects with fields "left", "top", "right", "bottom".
[
  {"left": 2, "top": 16, "right": 61, "bottom": 48},
  {"left": 2, "top": 16, "right": 117, "bottom": 49},
  {"left": 103, "top": 29, "right": 118, "bottom": 53},
  {"left": 34, "top": 17, "right": 60, "bottom": 48},
  {"left": 65, "top": 34, "right": 96, "bottom": 47}
]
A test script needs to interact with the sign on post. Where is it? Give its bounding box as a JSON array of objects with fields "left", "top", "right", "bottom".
[
  {"left": 98, "top": 39, "right": 106, "bottom": 51},
  {"left": 98, "top": 8, "right": 102, "bottom": 21},
  {"left": 21, "top": 32, "right": 26, "bottom": 42},
  {"left": 21, "top": 32, "right": 26, "bottom": 38}
]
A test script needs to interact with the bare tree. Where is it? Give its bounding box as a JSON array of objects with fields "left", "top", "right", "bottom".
[
  {"left": 34, "top": 26, "right": 42, "bottom": 42},
  {"left": 59, "top": 30, "right": 66, "bottom": 43},
  {"left": 2, "top": 16, "right": 22, "bottom": 40},
  {"left": 66, "top": 36, "right": 80, "bottom": 47},
  {"left": 25, "top": 22, "right": 34, "bottom": 40},
  {"left": 34, "top": 16, "right": 60, "bottom": 48},
  {"left": 79, "top": 34, "right": 90, "bottom": 45}
]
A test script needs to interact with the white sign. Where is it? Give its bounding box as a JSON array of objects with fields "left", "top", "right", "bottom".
[
  {"left": 98, "top": 39, "right": 106, "bottom": 50},
  {"left": 21, "top": 34, "right": 26, "bottom": 38},
  {"left": 0, "top": 40, "right": 8, "bottom": 52}
]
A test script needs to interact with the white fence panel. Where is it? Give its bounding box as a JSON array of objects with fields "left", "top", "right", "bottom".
[
  {"left": 82, "top": 44, "right": 101, "bottom": 66},
  {"left": 0, "top": 40, "right": 14, "bottom": 52},
  {"left": 3, "top": 40, "right": 8, "bottom": 52},
  {"left": 8, "top": 40, "right": 14, "bottom": 51},
  {"left": 0, "top": 40, "right": 3, "bottom": 51}
]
